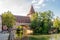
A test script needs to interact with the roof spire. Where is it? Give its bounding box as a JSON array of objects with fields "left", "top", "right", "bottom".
[{"left": 27, "top": 5, "right": 35, "bottom": 15}]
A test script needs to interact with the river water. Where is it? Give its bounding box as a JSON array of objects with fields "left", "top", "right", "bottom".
[
  {"left": 29, "top": 34, "right": 60, "bottom": 40},
  {"left": 49, "top": 34, "right": 60, "bottom": 40}
]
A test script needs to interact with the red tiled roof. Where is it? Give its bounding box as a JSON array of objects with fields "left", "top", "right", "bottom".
[{"left": 15, "top": 15, "right": 31, "bottom": 23}]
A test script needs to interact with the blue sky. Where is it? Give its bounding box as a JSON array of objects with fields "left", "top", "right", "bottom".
[{"left": 0, "top": 0, "right": 60, "bottom": 17}]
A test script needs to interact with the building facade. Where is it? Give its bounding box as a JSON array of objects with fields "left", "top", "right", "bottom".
[
  {"left": 14, "top": 5, "right": 35, "bottom": 29},
  {"left": 1, "top": 5, "right": 35, "bottom": 31}
]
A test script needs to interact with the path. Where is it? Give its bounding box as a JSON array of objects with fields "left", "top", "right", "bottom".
[{"left": 0, "top": 33, "right": 9, "bottom": 40}]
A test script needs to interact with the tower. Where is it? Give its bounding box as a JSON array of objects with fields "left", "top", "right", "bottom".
[{"left": 27, "top": 5, "right": 35, "bottom": 17}]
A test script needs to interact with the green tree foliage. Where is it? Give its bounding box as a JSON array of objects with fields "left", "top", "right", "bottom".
[
  {"left": 30, "top": 12, "right": 38, "bottom": 21},
  {"left": 16, "top": 26, "right": 23, "bottom": 39},
  {"left": 53, "top": 17, "right": 60, "bottom": 32},
  {"left": 30, "top": 12, "right": 41, "bottom": 34},
  {"left": 39, "top": 10, "right": 53, "bottom": 34},
  {"left": 16, "top": 26, "right": 20, "bottom": 36},
  {"left": 2, "top": 11, "right": 16, "bottom": 40},
  {"left": 2, "top": 11, "right": 16, "bottom": 28},
  {"left": 53, "top": 17, "right": 60, "bottom": 28},
  {"left": 30, "top": 10, "right": 53, "bottom": 34}
]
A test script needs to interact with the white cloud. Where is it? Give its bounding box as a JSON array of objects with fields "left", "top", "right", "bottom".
[
  {"left": 0, "top": 1, "right": 2, "bottom": 5},
  {"left": 32, "top": 0, "right": 44, "bottom": 5},
  {"left": 34, "top": 5, "right": 40, "bottom": 9},
  {"left": 0, "top": 0, "right": 31, "bottom": 16},
  {"left": 32, "top": 0, "right": 45, "bottom": 9},
  {"left": 32, "top": 0, "right": 37, "bottom": 4},
  {"left": 38, "top": 0, "right": 44, "bottom": 5}
]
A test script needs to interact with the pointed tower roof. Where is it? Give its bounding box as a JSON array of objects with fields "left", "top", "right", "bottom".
[{"left": 27, "top": 5, "right": 35, "bottom": 15}]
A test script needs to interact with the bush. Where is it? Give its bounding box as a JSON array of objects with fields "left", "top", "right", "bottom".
[{"left": 16, "top": 26, "right": 23, "bottom": 39}]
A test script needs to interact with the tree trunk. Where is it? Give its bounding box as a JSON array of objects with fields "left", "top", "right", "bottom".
[{"left": 8, "top": 28, "right": 14, "bottom": 40}]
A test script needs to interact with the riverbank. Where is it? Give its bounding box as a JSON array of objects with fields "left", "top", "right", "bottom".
[{"left": 28, "top": 34, "right": 60, "bottom": 40}]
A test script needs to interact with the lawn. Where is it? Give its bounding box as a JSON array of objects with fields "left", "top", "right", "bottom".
[
  {"left": 15, "top": 33, "right": 60, "bottom": 40},
  {"left": 29, "top": 35, "right": 50, "bottom": 40},
  {"left": 28, "top": 34, "right": 60, "bottom": 40}
]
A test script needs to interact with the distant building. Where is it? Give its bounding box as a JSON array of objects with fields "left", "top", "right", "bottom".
[{"left": 1, "top": 5, "right": 35, "bottom": 31}]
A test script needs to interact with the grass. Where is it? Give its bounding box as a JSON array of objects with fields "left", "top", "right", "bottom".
[
  {"left": 29, "top": 35, "right": 50, "bottom": 40},
  {"left": 28, "top": 34, "right": 60, "bottom": 40}
]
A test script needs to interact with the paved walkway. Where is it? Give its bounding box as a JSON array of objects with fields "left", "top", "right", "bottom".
[{"left": 0, "top": 33, "right": 9, "bottom": 40}]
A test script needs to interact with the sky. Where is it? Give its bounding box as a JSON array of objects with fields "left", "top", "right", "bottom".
[{"left": 0, "top": 0, "right": 60, "bottom": 17}]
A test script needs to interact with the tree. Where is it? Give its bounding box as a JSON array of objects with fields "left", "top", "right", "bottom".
[
  {"left": 16, "top": 26, "right": 23, "bottom": 39},
  {"left": 53, "top": 17, "right": 60, "bottom": 28},
  {"left": 53, "top": 17, "right": 60, "bottom": 33},
  {"left": 30, "top": 12, "right": 42, "bottom": 34},
  {"left": 30, "top": 12, "right": 38, "bottom": 21},
  {"left": 39, "top": 10, "right": 53, "bottom": 34},
  {"left": 30, "top": 10, "right": 53, "bottom": 34},
  {"left": 2, "top": 11, "right": 16, "bottom": 40},
  {"left": 2, "top": 11, "right": 16, "bottom": 29}
]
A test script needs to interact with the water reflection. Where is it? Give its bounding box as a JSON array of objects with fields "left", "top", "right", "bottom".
[
  {"left": 49, "top": 34, "right": 60, "bottom": 40},
  {"left": 50, "top": 35, "right": 55, "bottom": 40},
  {"left": 29, "top": 34, "right": 60, "bottom": 40}
]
